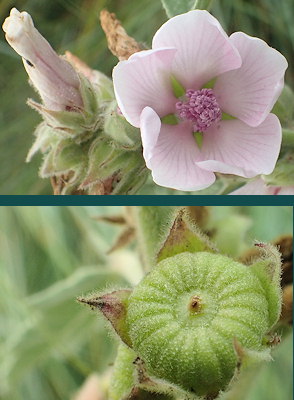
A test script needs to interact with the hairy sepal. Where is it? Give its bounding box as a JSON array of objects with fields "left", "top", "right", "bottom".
[
  {"left": 109, "top": 344, "right": 176, "bottom": 400},
  {"left": 80, "top": 137, "right": 148, "bottom": 194},
  {"left": 104, "top": 100, "right": 141, "bottom": 149},
  {"left": 250, "top": 242, "right": 282, "bottom": 328},
  {"left": 27, "top": 73, "right": 104, "bottom": 140},
  {"left": 157, "top": 208, "right": 217, "bottom": 262},
  {"left": 77, "top": 289, "right": 132, "bottom": 347},
  {"left": 133, "top": 207, "right": 178, "bottom": 270}
]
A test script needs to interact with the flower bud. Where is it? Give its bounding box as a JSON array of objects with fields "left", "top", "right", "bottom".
[{"left": 3, "top": 8, "right": 83, "bottom": 111}]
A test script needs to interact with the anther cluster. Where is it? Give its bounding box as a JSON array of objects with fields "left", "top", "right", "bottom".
[{"left": 176, "top": 88, "right": 221, "bottom": 132}]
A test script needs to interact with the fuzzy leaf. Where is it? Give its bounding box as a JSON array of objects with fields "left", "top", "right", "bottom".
[
  {"left": 161, "top": 0, "right": 212, "bottom": 17},
  {"left": 161, "top": 0, "right": 196, "bottom": 17}
]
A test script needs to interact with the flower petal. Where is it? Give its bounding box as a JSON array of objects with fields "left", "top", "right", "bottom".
[
  {"left": 113, "top": 48, "right": 177, "bottom": 127},
  {"left": 214, "top": 32, "right": 288, "bottom": 127},
  {"left": 229, "top": 179, "right": 270, "bottom": 195},
  {"left": 197, "top": 114, "right": 281, "bottom": 178},
  {"left": 152, "top": 10, "right": 242, "bottom": 89},
  {"left": 140, "top": 107, "right": 215, "bottom": 191}
]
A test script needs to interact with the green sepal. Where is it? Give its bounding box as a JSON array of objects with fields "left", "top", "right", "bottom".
[
  {"left": 52, "top": 141, "right": 87, "bottom": 174},
  {"left": 26, "top": 122, "right": 57, "bottom": 162},
  {"left": 77, "top": 289, "right": 132, "bottom": 347},
  {"left": 133, "top": 207, "right": 177, "bottom": 270},
  {"left": 109, "top": 344, "right": 137, "bottom": 400},
  {"left": 203, "top": 78, "right": 216, "bottom": 89},
  {"left": 157, "top": 208, "right": 217, "bottom": 262},
  {"left": 104, "top": 100, "right": 141, "bottom": 148},
  {"left": 272, "top": 84, "right": 294, "bottom": 126},
  {"left": 249, "top": 243, "right": 282, "bottom": 328},
  {"left": 39, "top": 150, "right": 56, "bottom": 178},
  {"left": 171, "top": 75, "right": 185, "bottom": 98},
  {"left": 233, "top": 338, "right": 272, "bottom": 370},
  {"left": 262, "top": 155, "right": 294, "bottom": 187},
  {"left": 39, "top": 140, "right": 87, "bottom": 194},
  {"left": 27, "top": 72, "right": 105, "bottom": 141},
  {"left": 90, "top": 70, "right": 114, "bottom": 101},
  {"left": 27, "top": 99, "right": 97, "bottom": 141},
  {"left": 194, "top": 131, "right": 203, "bottom": 148},
  {"left": 109, "top": 344, "right": 175, "bottom": 400},
  {"left": 161, "top": 114, "right": 178, "bottom": 125},
  {"left": 111, "top": 160, "right": 149, "bottom": 195},
  {"left": 80, "top": 137, "right": 148, "bottom": 194},
  {"left": 221, "top": 112, "right": 236, "bottom": 120}
]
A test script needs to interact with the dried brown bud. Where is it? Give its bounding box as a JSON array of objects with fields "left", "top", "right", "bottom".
[{"left": 100, "top": 10, "right": 142, "bottom": 60}]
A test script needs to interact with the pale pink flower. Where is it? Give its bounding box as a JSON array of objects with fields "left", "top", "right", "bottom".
[
  {"left": 113, "top": 11, "right": 287, "bottom": 191},
  {"left": 3, "top": 8, "right": 83, "bottom": 111},
  {"left": 229, "top": 178, "right": 294, "bottom": 195}
]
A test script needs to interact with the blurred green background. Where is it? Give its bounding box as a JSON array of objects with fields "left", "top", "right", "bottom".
[
  {"left": 0, "top": 0, "right": 293, "bottom": 194},
  {"left": 0, "top": 206, "right": 292, "bottom": 400}
]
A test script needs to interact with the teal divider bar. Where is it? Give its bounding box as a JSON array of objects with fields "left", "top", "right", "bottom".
[{"left": 0, "top": 195, "right": 293, "bottom": 206}]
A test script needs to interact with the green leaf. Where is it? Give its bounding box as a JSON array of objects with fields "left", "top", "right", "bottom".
[
  {"left": 1, "top": 266, "right": 124, "bottom": 393},
  {"left": 161, "top": 0, "right": 213, "bottom": 17},
  {"left": 193, "top": 0, "right": 214, "bottom": 10},
  {"left": 161, "top": 0, "right": 196, "bottom": 18}
]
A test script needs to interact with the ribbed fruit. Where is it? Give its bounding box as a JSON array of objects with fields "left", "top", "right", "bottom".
[{"left": 127, "top": 252, "right": 272, "bottom": 397}]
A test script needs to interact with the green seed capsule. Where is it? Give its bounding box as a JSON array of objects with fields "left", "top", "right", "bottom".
[{"left": 127, "top": 252, "right": 279, "bottom": 398}]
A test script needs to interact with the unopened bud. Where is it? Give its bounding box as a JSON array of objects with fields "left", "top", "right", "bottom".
[{"left": 3, "top": 8, "right": 83, "bottom": 111}]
